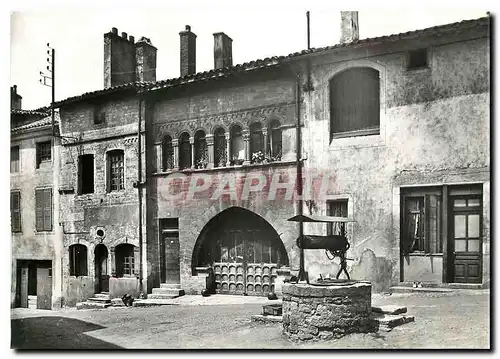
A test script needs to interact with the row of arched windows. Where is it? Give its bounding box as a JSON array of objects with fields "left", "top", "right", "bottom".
[{"left": 161, "top": 119, "right": 282, "bottom": 171}]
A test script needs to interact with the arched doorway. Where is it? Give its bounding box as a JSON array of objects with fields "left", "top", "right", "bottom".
[
  {"left": 193, "top": 207, "right": 289, "bottom": 296},
  {"left": 94, "top": 244, "right": 109, "bottom": 293}
]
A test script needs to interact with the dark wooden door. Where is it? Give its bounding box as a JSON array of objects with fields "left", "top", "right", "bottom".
[
  {"left": 165, "top": 232, "right": 180, "bottom": 284},
  {"left": 36, "top": 267, "right": 52, "bottom": 310},
  {"left": 19, "top": 265, "right": 28, "bottom": 308},
  {"left": 451, "top": 197, "right": 482, "bottom": 283},
  {"left": 95, "top": 245, "right": 109, "bottom": 292}
]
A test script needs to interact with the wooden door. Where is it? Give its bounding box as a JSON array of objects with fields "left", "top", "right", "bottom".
[
  {"left": 19, "top": 265, "right": 28, "bottom": 308},
  {"left": 451, "top": 197, "right": 482, "bottom": 283},
  {"left": 36, "top": 266, "right": 52, "bottom": 310},
  {"left": 95, "top": 245, "right": 109, "bottom": 292},
  {"left": 165, "top": 232, "right": 180, "bottom": 284}
]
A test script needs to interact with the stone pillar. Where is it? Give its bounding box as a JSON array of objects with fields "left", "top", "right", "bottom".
[
  {"left": 155, "top": 142, "right": 162, "bottom": 172},
  {"left": 134, "top": 246, "right": 140, "bottom": 277},
  {"left": 172, "top": 139, "right": 179, "bottom": 171},
  {"left": 206, "top": 134, "right": 214, "bottom": 169},
  {"left": 110, "top": 247, "right": 116, "bottom": 277},
  {"left": 243, "top": 130, "right": 250, "bottom": 165},
  {"left": 225, "top": 132, "right": 231, "bottom": 167},
  {"left": 190, "top": 136, "right": 195, "bottom": 169},
  {"left": 262, "top": 127, "right": 268, "bottom": 157}
]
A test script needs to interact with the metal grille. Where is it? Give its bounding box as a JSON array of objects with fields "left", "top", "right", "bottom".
[
  {"left": 327, "top": 199, "right": 348, "bottom": 236},
  {"left": 123, "top": 256, "right": 135, "bottom": 276},
  {"left": 162, "top": 136, "right": 174, "bottom": 170},
  {"left": 36, "top": 141, "right": 51, "bottom": 167},
  {"left": 108, "top": 150, "right": 124, "bottom": 191},
  {"left": 194, "top": 134, "right": 208, "bottom": 168},
  {"left": 214, "top": 130, "right": 227, "bottom": 167},
  {"left": 179, "top": 133, "right": 191, "bottom": 169}
]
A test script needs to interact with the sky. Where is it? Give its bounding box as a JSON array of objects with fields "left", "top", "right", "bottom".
[{"left": 9, "top": 2, "right": 488, "bottom": 110}]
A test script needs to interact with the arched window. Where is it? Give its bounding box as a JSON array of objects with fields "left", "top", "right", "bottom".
[
  {"left": 250, "top": 122, "right": 264, "bottom": 163},
  {"left": 214, "top": 127, "right": 227, "bottom": 168},
  {"left": 162, "top": 135, "right": 174, "bottom": 171},
  {"left": 230, "top": 125, "right": 244, "bottom": 165},
  {"left": 178, "top": 132, "right": 192, "bottom": 170},
  {"left": 268, "top": 119, "right": 282, "bottom": 162},
  {"left": 194, "top": 130, "right": 208, "bottom": 169},
  {"left": 330, "top": 67, "right": 380, "bottom": 139},
  {"left": 69, "top": 244, "right": 88, "bottom": 277},
  {"left": 107, "top": 149, "right": 124, "bottom": 192},
  {"left": 115, "top": 243, "right": 135, "bottom": 277}
]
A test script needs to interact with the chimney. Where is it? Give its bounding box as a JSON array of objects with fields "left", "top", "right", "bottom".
[
  {"left": 104, "top": 27, "right": 136, "bottom": 88},
  {"left": 135, "top": 37, "right": 157, "bottom": 82},
  {"left": 11, "top": 85, "right": 22, "bottom": 110},
  {"left": 213, "top": 32, "right": 233, "bottom": 69},
  {"left": 340, "top": 11, "right": 359, "bottom": 44},
  {"left": 179, "top": 25, "right": 197, "bottom": 77}
]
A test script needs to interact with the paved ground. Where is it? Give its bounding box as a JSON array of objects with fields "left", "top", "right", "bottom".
[{"left": 11, "top": 290, "right": 490, "bottom": 349}]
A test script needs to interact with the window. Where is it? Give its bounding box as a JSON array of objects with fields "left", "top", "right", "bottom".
[
  {"left": 35, "top": 188, "right": 52, "bottom": 232},
  {"left": 107, "top": 150, "right": 124, "bottom": 192},
  {"left": 162, "top": 135, "right": 174, "bottom": 171},
  {"left": 268, "top": 120, "right": 282, "bottom": 161},
  {"left": 214, "top": 127, "right": 227, "bottom": 168},
  {"left": 230, "top": 125, "right": 244, "bottom": 164},
  {"left": 69, "top": 244, "right": 88, "bottom": 276},
  {"left": 94, "top": 104, "right": 106, "bottom": 125},
  {"left": 330, "top": 67, "right": 380, "bottom": 138},
  {"left": 194, "top": 130, "right": 208, "bottom": 169},
  {"left": 249, "top": 122, "right": 264, "bottom": 163},
  {"left": 115, "top": 244, "right": 135, "bottom": 277},
  {"left": 78, "top": 154, "right": 94, "bottom": 194},
  {"left": 11, "top": 146, "right": 19, "bottom": 173},
  {"left": 402, "top": 188, "right": 442, "bottom": 254},
  {"left": 408, "top": 48, "right": 428, "bottom": 70},
  {"left": 10, "top": 191, "right": 21, "bottom": 232},
  {"left": 179, "top": 132, "right": 192, "bottom": 170},
  {"left": 327, "top": 199, "right": 348, "bottom": 236},
  {"left": 36, "top": 141, "right": 52, "bottom": 168}
]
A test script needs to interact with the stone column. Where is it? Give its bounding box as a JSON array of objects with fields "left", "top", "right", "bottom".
[
  {"left": 262, "top": 128, "right": 268, "bottom": 158},
  {"left": 225, "top": 132, "right": 231, "bottom": 167},
  {"left": 190, "top": 136, "right": 195, "bottom": 169},
  {"left": 243, "top": 130, "right": 250, "bottom": 165},
  {"left": 110, "top": 247, "right": 116, "bottom": 277},
  {"left": 206, "top": 134, "right": 214, "bottom": 169},
  {"left": 155, "top": 142, "right": 163, "bottom": 172},
  {"left": 172, "top": 139, "right": 179, "bottom": 171}
]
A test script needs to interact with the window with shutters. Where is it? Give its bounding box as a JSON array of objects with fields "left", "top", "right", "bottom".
[
  {"left": 10, "top": 191, "right": 21, "bottom": 232},
  {"left": 179, "top": 132, "right": 192, "bottom": 170},
  {"left": 11, "top": 146, "right": 19, "bottom": 173},
  {"left": 330, "top": 67, "right": 380, "bottom": 139},
  {"left": 35, "top": 188, "right": 52, "bottom": 232},
  {"left": 162, "top": 135, "right": 174, "bottom": 171},
  {"left": 214, "top": 127, "right": 227, "bottom": 168},
  {"left": 36, "top": 141, "right": 52, "bottom": 168},
  {"left": 78, "top": 154, "right": 94, "bottom": 194},
  {"left": 115, "top": 244, "right": 135, "bottom": 277},
  {"left": 327, "top": 199, "right": 348, "bottom": 236},
  {"left": 107, "top": 150, "right": 124, "bottom": 192},
  {"left": 69, "top": 244, "right": 88, "bottom": 276}
]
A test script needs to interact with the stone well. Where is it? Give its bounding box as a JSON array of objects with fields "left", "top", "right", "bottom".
[{"left": 282, "top": 281, "right": 378, "bottom": 341}]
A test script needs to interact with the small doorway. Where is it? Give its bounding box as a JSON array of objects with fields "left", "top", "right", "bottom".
[
  {"left": 450, "top": 196, "right": 482, "bottom": 283},
  {"left": 15, "top": 260, "right": 52, "bottom": 310},
  {"left": 160, "top": 218, "right": 181, "bottom": 284},
  {"left": 95, "top": 244, "right": 109, "bottom": 293}
]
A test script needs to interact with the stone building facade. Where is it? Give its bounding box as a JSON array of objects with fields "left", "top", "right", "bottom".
[{"left": 21, "top": 13, "right": 489, "bottom": 307}]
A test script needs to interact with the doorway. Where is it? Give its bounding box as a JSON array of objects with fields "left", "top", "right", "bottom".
[
  {"left": 94, "top": 244, "right": 109, "bottom": 293},
  {"left": 15, "top": 260, "right": 52, "bottom": 310}
]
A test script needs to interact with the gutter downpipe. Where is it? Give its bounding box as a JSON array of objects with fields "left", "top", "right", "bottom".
[{"left": 138, "top": 90, "right": 144, "bottom": 295}]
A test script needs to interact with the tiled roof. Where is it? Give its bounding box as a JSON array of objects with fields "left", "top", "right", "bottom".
[
  {"left": 53, "top": 16, "right": 489, "bottom": 107},
  {"left": 11, "top": 108, "right": 50, "bottom": 117},
  {"left": 11, "top": 113, "right": 60, "bottom": 133}
]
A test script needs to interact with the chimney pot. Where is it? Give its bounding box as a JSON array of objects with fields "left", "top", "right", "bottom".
[
  {"left": 112, "top": 27, "right": 118, "bottom": 35},
  {"left": 213, "top": 32, "right": 233, "bottom": 69},
  {"left": 122, "top": 32, "right": 128, "bottom": 39},
  {"left": 180, "top": 25, "right": 197, "bottom": 77},
  {"left": 104, "top": 29, "right": 136, "bottom": 88},
  {"left": 129, "top": 35, "right": 135, "bottom": 43},
  {"left": 185, "top": 25, "right": 191, "bottom": 31}
]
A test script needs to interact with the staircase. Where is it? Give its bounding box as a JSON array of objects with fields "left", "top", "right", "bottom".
[
  {"left": 76, "top": 292, "right": 112, "bottom": 310},
  {"left": 133, "top": 283, "right": 185, "bottom": 307}
]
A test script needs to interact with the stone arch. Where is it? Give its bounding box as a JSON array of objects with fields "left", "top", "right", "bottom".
[{"left": 210, "top": 123, "right": 228, "bottom": 134}]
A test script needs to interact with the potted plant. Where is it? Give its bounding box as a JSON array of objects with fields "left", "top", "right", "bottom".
[
  {"left": 195, "top": 159, "right": 208, "bottom": 169},
  {"left": 232, "top": 155, "right": 244, "bottom": 166},
  {"left": 252, "top": 150, "right": 265, "bottom": 164}
]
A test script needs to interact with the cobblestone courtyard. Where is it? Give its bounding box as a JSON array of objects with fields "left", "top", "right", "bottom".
[{"left": 11, "top": 290, "right": 490, "bottom": 349}]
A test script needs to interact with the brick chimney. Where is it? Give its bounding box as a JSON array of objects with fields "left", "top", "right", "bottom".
[
  {"left": 104, "top": 27, "right": 136, "bottom": 88},
  {"left": 340, "top": 11, "right": 359, "bottom": 44},
  {"left": 179, "top": 25, "right": 197, "bottom": 77},
  {"left": 11, "top": 85, "right": 22, "bottom": 110},
  {"left": 135, "top": 37, "right": 157, "bottom": 82},
  {"left": 213, "top": 32, "right": 233, "bottom": 69}
]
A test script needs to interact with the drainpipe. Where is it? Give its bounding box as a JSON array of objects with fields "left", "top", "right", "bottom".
[
  {"left": 296, "top": 73, "right": 306, "bottom": 283},
  {"left": 137, "top": 92, "right": 144, "bottom": 295}
]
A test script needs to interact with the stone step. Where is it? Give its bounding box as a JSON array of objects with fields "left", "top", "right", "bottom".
[
  {"left": 397, "top": 281, "right": 439, "bottom": 288},
  {"left": 160, "top": 283, "right": 182, "bottom": 289},
  {"left": 443, "top": 283, "right": 484, "bottom": 289},
  {"left": 95, "top": 293, "right": 111, "bottom": 299},
  {"left": 87, "top": 297, "right": 112, "bottom": 304},
  {"left": 76, "top": 301, "right": 112, "bottom": 310},
  {"left": 152, "top": 288, "right": 185, "bottom": 297},
  {"left": 372, "top": 305, "right": 407, "bottom": 315},
  {"left": 251, "top": 314, "right": 283, "bottom": 323},
  {"left": 374, "top": 313, "right": 415, "bottom": 331},
  {"left": 390, "top": 286, "right": 453, "bottom": 294},
  {"left": 132, "top": 299, "right": 179, "bottom": 308},
  {"left": 147, "top": 293, "right": 180, "bottom": 300}
]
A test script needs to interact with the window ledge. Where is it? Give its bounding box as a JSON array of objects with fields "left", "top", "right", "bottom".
[
  {"left": 330, "top": 128, "right": 380, "bottom": 140},
  {"left": 329, "top": 128, "right": 384, "bottom": 149},
  {"left": 35, "top": 231, "right": 55, "bottom": 235},
  {"left": 405, "top": 66, "right": 431, "bottom": 74},
  {"left": 152, "top": 160, "right": 296, "bottom": 176},
  {"left": 406, "top": 252, "right": 443, "bottom": 257}
]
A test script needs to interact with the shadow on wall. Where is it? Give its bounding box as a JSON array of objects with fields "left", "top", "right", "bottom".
[
  {"left": 350, "top": 249, "right": 392, "bottom": 293},
  {"left": 66, "top": 277, "right": 94, "bottom": 307}
]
